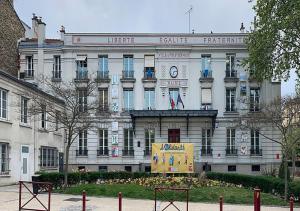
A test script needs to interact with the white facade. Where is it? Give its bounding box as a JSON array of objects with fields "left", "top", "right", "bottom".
[
  {"left": 18, "top": 19, "right": 282, "bottom": 174},
  {"left": 0, "top": 71, "right": 64, "bottom": 185}
]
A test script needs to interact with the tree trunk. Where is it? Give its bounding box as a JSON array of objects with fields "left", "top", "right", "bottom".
[
  {"left": 64, "top": 144, "right": 70, "bottom": 189},
  {"left": 284, "top": 156, "right": 288, "bottom": 201},
  {"left": 292, "top": 150, "right": 295, "bottom": 180}
]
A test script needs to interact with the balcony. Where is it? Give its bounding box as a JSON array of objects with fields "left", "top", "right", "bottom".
[
  {"left": 98, "top": 104, "right": 110, "bottom": 113},
  {"left": 76, "top": 149, "right": 88, "bottom": 156},
  {"left": 144, "top": 148, "right": 152, "bottom": 156},
  {"left": 121, "top": 70, "right": 136, "bottom": 83},
  {"left": 224, "top": 70, "right": 238, "bottom": 82},
  {"left": 142, "top": 68, "right": 157, "bottom": 83},
  {"left": 20, "top": 70, "right": 34, "bottom": 79},
  {"left": 52, "top": 70, "right": 61, "bottom": 82},
  {"left": 97, "top": 148, "right": 109, "bottom": 156},
  {"left": 201, "top": 148, "right": 213, "bottom": 156},
  {"left": 250, "top": 148, "right": 262, "bottom": 156},
  {"left": 226, "top": 148, "right": 238, "bottom": 156},
  {"left": 75, "top": 69, "right": 89, "bottom": 82},
  {"left": 199, "top": 69, "right": 213, "bottom": 82},
  {"left": 122, "top": 149, "right": 134, "bottom": 156},
  {"left": 95, "top": 71, "right": 110, "bottom": 83}
]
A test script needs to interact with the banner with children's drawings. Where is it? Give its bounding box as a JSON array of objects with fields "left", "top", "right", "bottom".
[{"left": 151, "top": 143, "right": 194, "bottom": 173}]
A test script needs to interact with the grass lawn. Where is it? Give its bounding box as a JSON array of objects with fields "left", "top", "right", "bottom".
[{"left": 59, "top": 184, "right": 288, "bottom": 206}]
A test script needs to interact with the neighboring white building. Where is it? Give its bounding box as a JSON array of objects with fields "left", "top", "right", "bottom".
[
  {"left": 18, "top": 16, "right": 282, "bottom": 175},
  {"left": 0, "top": 70, "right": 64, "bottom": 185}
]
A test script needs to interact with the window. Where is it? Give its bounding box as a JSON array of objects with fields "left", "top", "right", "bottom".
[
  {"left": 251, "top": 129, "right": 261, "bottom": 155},
  {"left": 202, "top": 129, "right": 212, "bottom": 155},
  {"left": 250, "top": 88, "right": 260, "bottom": 111},
  {"left": 125, "top": 166, "right": 132, "bottom": 172},
  {"left": 55, "top": 111, "right": 60, "bottom": 131},
  {"left": 98, "top": 55, "right": 108, "bottom": 79},
  {"left": 40, "top": 147, "right": 58, "bottom": 168},
  {"left": 145, "top": 129, "right": 155, "bottom": 156},
  {"left": 53, "top": 55, "right": 61, "bottom": 79},
  {"left": 240, "top": 84, "right": 247, "bottom": 96},
  {"left": 123, "top": 129, "right": 134, "bottom": 156},
  {"left": 226, "top": 88, "right": 236, "bottom": 112},
  {"left": 99, "top": 166, "right": 108, "bottom": 172},
  {"left": 225, "top": 53, "right": 236, "bottom": 77},
  {"left": 226, "top": 129, "right": 236, "bottom": 155},
  {"left": 144, "top": 88, "right": 155, "bottom": 110},
  {"left": 169, "top": 88, "right": 179, "bottom": 109},
  {"left": 78, "top": 89, "right": 87, "bottom": 112},
  {"left": 99, "top": 88, "right": 108, "bottom": 111},
  {"left": 201, "top": 55, "right": 211, "bottom": 77},
  {"left": 123, "top": 55, "right": 134, "bottom": 78},
  {"left": 252, "top": 165, "right": 261, "bottom": 172},
  {"left": 202, "top": 164, "right": 211, "bottom": 172},
  {"left": 26, "top": 56, "right": 34, "bottom": 77},
  {"left": 0, "top": 89, "right": 7, "bottom": 119},
  {"left": 228, "top": 165, "right": 236, "bottom": 172},
  {"left": 78, "top": 130, "right": 88, "bottom": 156},
  {"left": 123, "top": 89, "right": 133, "bottom": 111},
  {"left": 0, "top": 143, "right": 9, "bottom": 175},
  {"left": 144, "top": 55, "right": 155, "bottom": 79},
  {"left": 41, "top": 105, "right": 46, "bottom": 129},
  {"left": 201, "top": 88, "right": 212, "bottom": 109},
  {"left": 76, "top": 58, "right": 88, "bottom": 79},
  {"left": 98, "top": 129, "right": 108, "bottom": 156},
  {"left": 145, "top": 166, "right": 151, "bottom": 172},
  {"left": 21, "top": 97, "right": 28, "bottom": 124}
]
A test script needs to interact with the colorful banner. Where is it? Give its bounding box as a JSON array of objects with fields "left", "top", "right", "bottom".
[{"left": 151, "top": 143, "right": 194, "bottom": 173}]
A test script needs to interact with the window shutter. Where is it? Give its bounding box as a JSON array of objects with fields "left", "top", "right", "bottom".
[
  {"left": 201, "top": 89, "right": 212, "bottom": 104},
  {"left": 144, "top": 55, "right": 155, "bottom": 67}
]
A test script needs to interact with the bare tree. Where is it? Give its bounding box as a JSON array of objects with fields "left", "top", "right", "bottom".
[
  {"left": 239, "top": 96, "right": 300, "bottom": 200},
  {"left": 23, "top": 78, "right": 98, "bottom": 187}
]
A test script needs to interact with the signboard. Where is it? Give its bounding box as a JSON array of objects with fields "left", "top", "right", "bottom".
[{"left": 151, "top": 143, "right": 194, "bottom": 173}]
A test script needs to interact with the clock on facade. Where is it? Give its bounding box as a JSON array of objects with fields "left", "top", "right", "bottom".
[{"left": 169, "top": 66, "right": 178, "bottom": 78}]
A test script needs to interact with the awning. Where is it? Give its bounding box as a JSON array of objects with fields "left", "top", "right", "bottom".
[{"left": 129, "top": 109, "right": 218, "bottom": 136}]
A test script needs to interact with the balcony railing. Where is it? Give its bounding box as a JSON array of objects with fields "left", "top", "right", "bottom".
[
  {"left": 226, "top": 148, "right": 238, "bottom": 156},
  {"left": 96, "top": 71, "right": 109, "bottom": 80},
  {"left": 225, "top": 106, "right": 236, "bottom": 112},
  {"left": 75, "top": 69, "right": 88, "bottom": 80},
  {"left": 143, "top": 69, "right": 156, "bottom": 80},
  {"left": 99, "top": 104, "right": 110, "bottom": 112},
  {"left": 25, "top": 69, "right": 34, "bottom": 78},
  {"left": 250, "top": 148, "right": 262, "bottom": 156},
  {"left": 225, "top": 70, "right": 237, "bottom": 78},
  {"left": 144, "top": 148, "right": 152, "bottom": 156},
  {"left": 52, "top": 70, "right": 61, "bottom": 80},
  {"left": 122, "top": 70, "right": 134, "bottom": 79},
  {"left": 201, "top": 148, "right": 213, "bottom": 156},
  {"left": 97, "top": 148, "right": 109, "bottom": 156},
  {"left": 76, "top": 149, "right": 88, "bottom": 156},
  {"left": 122, "top": 149, "right": 134, "bottom": 156},
  {"left": 200, "top": 69, "right": 212, "bottom": 78}
]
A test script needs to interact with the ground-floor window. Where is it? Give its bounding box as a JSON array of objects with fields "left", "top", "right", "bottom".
[
  {"left": 123, "top": 129, "right": 134, "bottom": 156},
  {"left": 202, "top": 163, "right": 211, "bottom": 172},
  {"left": 125, "top": 165, "right": 132, "bottom": 172},
  {"left": 251, "top": 165, "right": 260, "bottom": 172},
  {"left": 0, "top": 143, "right": 9, "bottom": 175},
  {"left": 145, "top": 166, "right": 151, "bottom": 172},
  {"left": 228, "top": 165, "right": 236, "bottom": 172},
  {"left": 99, "top": 166, "right": 108, "bottom": 172},
  {"left": 145, "top": 129, "right": 155, "bottom": 156},
  {"left": 40, "top": 146, "right": 58, "bottom": 168}
]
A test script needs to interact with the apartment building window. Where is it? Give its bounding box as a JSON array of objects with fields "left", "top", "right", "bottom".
[
  {"left": 123, "top": 89, "right": 133, "bottom": 111},
  {"left": 123, "top": 129, "right": 134, "bottom": 156},
  {"left": 25, "top": 55, "right": 34, "bottom": 77},
  {"left": 40, "top": 147, "right": 58, "bottom": 168},
  {"left": 202, "top": 129, "right": 212, "bottom": 156},
  {"left": 169, "top": 88, "right": 179, "bottom": 109},
  {"left": 250, "top": 88, "right": 260, "bottom": 112},
  {"left": 201, "top": 88, "right": 212, "bottom": 110},
  {"left": 201, "top": 55, "right": 211, "bottom": 77},
  {"left": 98, "top": 55, "right": 109, "bottom": 79},
  {"left": 144, "top": 88, "right": 155, "bottom": 110},
  {"left": 0, "top": 89, "right": 7, "bottom": 119},
  {"left": 225, "top": 53, "right": 236, "bottom": 77},
  {"left": 77, "top": 130, "right": 88, "bottom": 156},
  {"left": 20, "top": 97, "right": 28, "bottom": 124},
  {"left": 145, "top": 129, "right": 154, "bottom": 156},
  {"left": 144, "top": 55, "right": 155, "bottom": 79},
  {"left": 41, "top": 105, "right": 46, "bottom": 129},
  {"left": 76, "top": 57, "right": 88, "bottom": 80},
  {"left": 226, "top": 129, "right": 237, "bottom": 155},
  {"left": 0, "top": 143, "right": 9, "bottom": 175},
  {"left": 78, "top": 89, "right": 87, "bottom": 112},
  {"left": 251, "top": 129, "right": 261, "bottom": 155},
  {"left": 55, "top": 111, "right": 60, "bottom": 131},
  {"left": 53, "top": 55, "right": 61, "bottom": 79},
  {"left": 99, "top": 88, "right": 108, "bottom": 111},
  {"left": 98, "top": 129, "right": 108, "bottom": 156},
  {"left": 226, "top": 88, "right": 236, "bottom": 112},
  {"left": 123, "top": 55, "right": 134, "bottom": 78},
  {"left": 228, "top": 165, "right": 236, "bottom": 172}
]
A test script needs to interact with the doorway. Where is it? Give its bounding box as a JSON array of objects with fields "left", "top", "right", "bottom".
[
  {"left": 20, "top": 145, "right": 30, "bottom": 181},
  {"left": 168, "top": 129, "right": 180, "bottom": 143}
]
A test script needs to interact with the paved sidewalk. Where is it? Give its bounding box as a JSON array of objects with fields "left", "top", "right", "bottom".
[{"left": 0, "top": 185, "right": 299, "bottom": 211}]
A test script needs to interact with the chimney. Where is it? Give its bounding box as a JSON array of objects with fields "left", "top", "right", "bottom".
[
  {"left": 37, "top": 17, "right": 46, "bottom": 45},
  {"left": 240, "top": 22, "right": 245, "bottom": 33},
  {"left": 60, "top": 25, "right": 65, "bottom": 41},
  {"left": 32, "top": 13, "right": 38, "bottom": 38}
]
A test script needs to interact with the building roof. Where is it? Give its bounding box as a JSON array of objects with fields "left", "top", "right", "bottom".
[{"left": 0, "top": 70, "right": 64, "bottom": 105}]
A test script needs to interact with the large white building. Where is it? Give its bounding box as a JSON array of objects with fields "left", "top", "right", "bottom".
[{"left": 18, "top": 16, "right": 282, "bottom": 174}]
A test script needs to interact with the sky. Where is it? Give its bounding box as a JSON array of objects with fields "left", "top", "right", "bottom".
[{"left": 14, "top": 0, "right": 297, "bottom": 96}]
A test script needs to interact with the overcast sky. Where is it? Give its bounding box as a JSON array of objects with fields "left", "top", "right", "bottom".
[{"left": 14, "top": 0, "right": 296, "bottom": 95}]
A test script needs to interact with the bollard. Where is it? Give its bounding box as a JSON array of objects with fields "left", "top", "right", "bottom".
[
  {"left": 219, "top": 196, "right": 223, "bottom": 211},
  {"left": 119, "top": 192, "right": 122, "bottom": 211},
  {"left": 82, "top": 190, "right": 86, "bottom": 211},
  {"left": 290, "top": 196, "right": 294, "bottom": 211},
  {"left": 254, "top": 188, "right": 261, "bottom": 211}
]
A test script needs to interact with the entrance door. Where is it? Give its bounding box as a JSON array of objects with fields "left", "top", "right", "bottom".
[
  {"left": 168, "top": 129, "right": 180, "bottom": 143},
  {"left": 59, "top": 152, "right": 64, "bottom": 173},
  {"left": 20, "top": 146, "right": 30, "bottom": 181}
]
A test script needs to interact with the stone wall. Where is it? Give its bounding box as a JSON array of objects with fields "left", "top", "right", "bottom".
[{"left": 0, "top": 0, "right": 25, "bottom": 76}]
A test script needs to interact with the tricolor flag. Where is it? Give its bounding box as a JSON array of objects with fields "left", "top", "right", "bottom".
[
  {"left": 177, "top": 93, "right": 185, "bottom": 109},
  {"left": 169, "top": 92, "right": 175, "bottom": 110}
]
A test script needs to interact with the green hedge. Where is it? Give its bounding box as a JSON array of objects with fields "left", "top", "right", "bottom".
[{"left": 206, "top": 172, "right": 300, "bottom": 197}]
